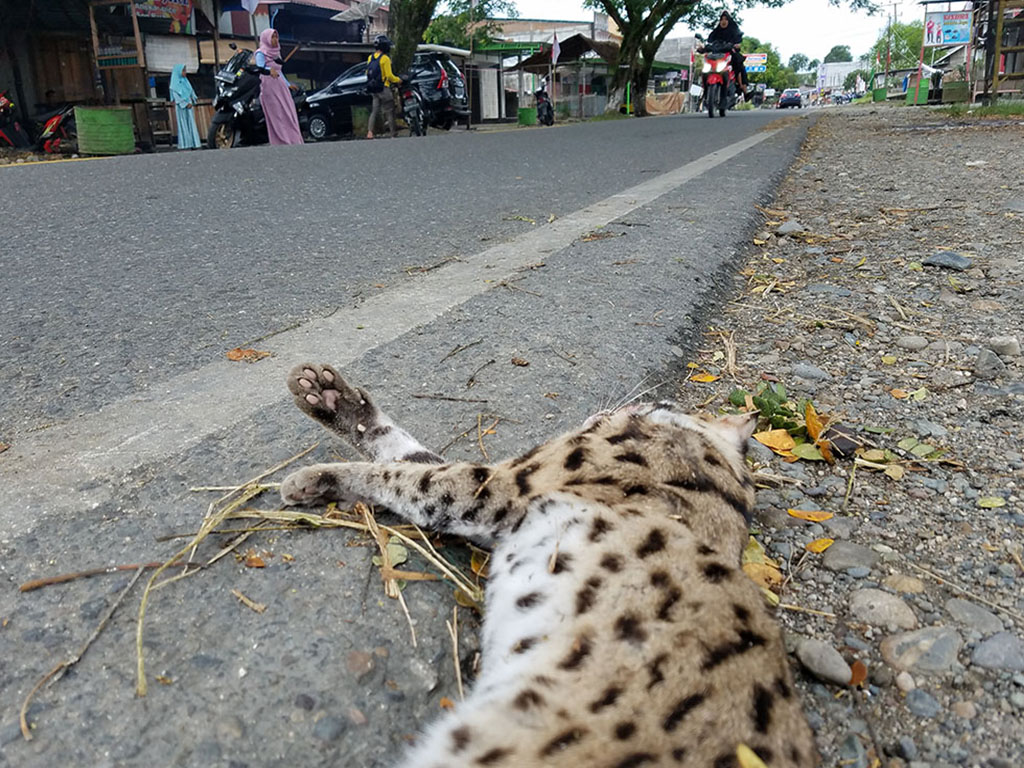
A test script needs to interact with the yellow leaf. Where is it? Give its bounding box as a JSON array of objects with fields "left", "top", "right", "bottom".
[
  {"left": 742, "top": 562, "right": 783, "bottom": 589},
  {"left": 849, "top": 660, "right": 868, "bottom": 687},
  {"left": 805, "top": 538, "right": 835, "bottom": 553},
  {"left": 470, "top": 549, "right": 490, "bottom": 578},
  {"left": 884, "top": 464, "right": 905, "bottom": 481},
  {"left": 439, "top": 696, "right": 456, "bottom": 709},
  {"left": 771, "top": 257, "right": 786, "bottom": 264},
  {"left": 860, "top": 449, "right": 886, "bottom": 462},
  {"left": 753, "top": 429, "right": 796, "bottom": 454},
  {"left": 691, "top": 372, "right": 720, "bottom": 383},
  {"left": 890, "top": 388, "right": 909, "bottom": 399},
  {"left": 686, "top": 362, "right": 700, "bottom": 369},
  {"left": 760, "top": 586, "right": 780, "bottom": 606},
  {"left": 226, "top": 347, "right": 271, "bottom": 363},
  {"left": 881, "top": 355, "right": 897, "bottom": 365},
  {"left": 786, "top": 508, "right": 834, "bottom": 522},
  {"left": 804, "top": 402, "right": 825, "bottom": 441},
  {"left": 753, "top": 238, "right": 767, "bottom": 246},
  {"left": 737, "top": 743, "right": 769, "bottom": 768}
]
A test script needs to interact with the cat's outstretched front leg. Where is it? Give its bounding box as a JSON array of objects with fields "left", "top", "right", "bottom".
[{"left": 287, "top": 363, "right": 443, "bottom": 464}]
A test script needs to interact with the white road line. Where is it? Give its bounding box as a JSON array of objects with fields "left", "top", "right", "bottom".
[{"left": 0, "top": 128, "right": 781, "bottom": 531}]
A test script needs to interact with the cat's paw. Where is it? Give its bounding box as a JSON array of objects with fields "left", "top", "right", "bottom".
[
  {"left": 280, "top": 465, "right": 354, "bottom": 506},
  {"left": 286, "top": 363, "right": 377, "bottom": 434}
]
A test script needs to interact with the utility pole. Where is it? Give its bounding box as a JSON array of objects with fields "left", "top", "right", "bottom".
[{"left": 885, "top": 1, "right": 898, "bottom": 88}]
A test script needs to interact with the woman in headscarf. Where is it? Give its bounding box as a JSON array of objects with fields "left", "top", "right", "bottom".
[
  {"left": 169, "top": 64, "right": 201, "bottom": 149},
  {"left": 707, "top": 10, "right": 749, "bottom": 95},
  {"left": 255, "top": 28, "right": 303, "bottom": 146}
]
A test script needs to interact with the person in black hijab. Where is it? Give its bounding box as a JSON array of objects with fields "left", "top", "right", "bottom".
[{"left": 707, "top": 10, "right": 748, "bottom": 95}]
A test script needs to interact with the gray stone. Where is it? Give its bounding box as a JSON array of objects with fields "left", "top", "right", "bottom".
[
  {"left": 847, "top": 566, "right": 871, "bottom": 578},
  {"left": 796, "top": 638, "right": 852, "bottom": 685},
  {"left": 778, "top": 219, "right": 805, "bottom": 235},
  {"left": 896, "top": 335, "right": 930, "bottom": 352},
  {"left": 971, "top": 632, "right": 1024, "bottom": 671},
  {"left": 839, "top": 733, "right": 869, "bottom": 768},
  {"left": 1005, "top": 197, "right": 1024, "bottom": 212},
  {"left": 974, "top": 348, "right": 1006, "bottom": 380},
  {"left": 915, "top": 419, "right": 949, "bottom": 438},
  {"left": 905, "top": 688, "right": 942, "bottom": 718},
  {"left": 945, "top": 598, "right": 1003, "bottom": 635},
  {"left": 792, "top": 362, "right": 830, "bottom": 380},
  {"left": 880, "top": 627, "right": 963, "bottom": 673},
  {"left": 312, "top": 715, "right": 348, "bottom": 743},
  {"left": 897, "top": 735, "right": 918, "bottom": 760},
  {"left": 823, "top": 541, "right": 879, "bottom": 572},
  {"left": 821, "top": 516, "right": 859, "bottom": 539},
  {"left": 807, "top": 283, "right": 852, "bottom": 297},
  {"left": 850, "top": 588, "right": 918, "bottom": 629},
  {"left": 923, "top": 251, "right": 972, "bottom": 271},
  {"left": 989, "top": 336, "right": 1021, "bottom": 357}
]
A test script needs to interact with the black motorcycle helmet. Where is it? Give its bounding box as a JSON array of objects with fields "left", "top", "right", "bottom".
[{"left": 374, "top": 35, "right": 392, "bottom": 53}]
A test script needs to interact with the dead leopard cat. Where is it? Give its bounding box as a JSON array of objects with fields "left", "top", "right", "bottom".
[{"left": 281, "top": 363, "right": 818, "bottom": 768}]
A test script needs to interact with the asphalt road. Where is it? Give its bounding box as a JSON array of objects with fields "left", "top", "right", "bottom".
[{"left": 0, "top": 109, "right": 813, "bottom": 768}]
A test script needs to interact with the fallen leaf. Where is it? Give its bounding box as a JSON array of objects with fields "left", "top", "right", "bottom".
[
  {"left": 830, "top": 256, "right": 844, "bottom": 263},
  {"left": 805, "top": 538, "right": 835, "bottom": 553},
  {"left": 372, "top": 541, "right": 409, "bottom": 568},
  {"left": 543, "top": 392, "right": 559, "bottom": 399},
  {"left": 860, "top": 448, "right": 887, "bottom": 463},
  {"left": 226, "top": 347, "right": 271, "bottom": 363},
  {"left": 752, "top": 238, "right": 767, "bottom": 246},
  {"left": 281, "top": 553, "right": 294, "bottom": 562},
  {"left": 691, "top": 372, "right": 719, "bottom": 383},
  {"left": 805, "top": 402, "right": 825, "bottom": 442},
  {"left": 911, "top": 387, "right": 929, "bottom": 401},
  {"left": 742, "top": 536, "right": 776, "bottom": 567},
  {"left": 511, "top": 357, "right": 530, "bottom": 367},
  {"left": 881, "top": 355, "right": 897, "bottom": 365},
  {"left": 439, "top": 697, "right": 456, "bottom": 709},
  {"left": 737, "top": 743, "right": 769, "bottom": 768},
  {"left": 787, "top": 509, "right": 834, "bottom": 522},
  {"left": 0, "top": 443, "right": 9, "bottom": 454},
  {"left": 849, "top": 660, "right": 868, "bottom": 687},
  {"left": 791, "top": 443, "right": 824, "bottom": 461},
  {"left": 453, "top": 588, "right": 478, "bottom": 608},
  {"left": 759, "top": 586, "right": 780, "bottom": 606},
  {"left": 743, "top": 562, "right": 783, "bottom": 589},
  {"left": 890, "top": 388, "right": 909, "bottom": 399},
  {"left": 911, "top": 442, "right": 935, "bottom": 458},
  {"left": 771, "top": 257, "right": 786, "bottom": 264},
  {"left": 244, "top": 553, "right": 266, "bottom": 568},
  {"left": 753, "top": 429, "right": 796, "bottom": 454},
  {"left": 686, "top": 362, "right": 700, "bottom": 369},
  {"left": 155, "top": 675, "right": 174, "bottom": 685},
  {"left": 977, "top": 497, "right": 1006, "bottom": 509},
  {"left": 884, "top": 464, "right": 906, "bottom": 481},
  {"left": 470, "top": 549, "right": 490, "bottom": 579}
]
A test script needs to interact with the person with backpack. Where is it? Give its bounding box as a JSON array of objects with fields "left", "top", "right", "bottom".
[{"left": 366, "top": 35, "right": 400, "bottom": 139}]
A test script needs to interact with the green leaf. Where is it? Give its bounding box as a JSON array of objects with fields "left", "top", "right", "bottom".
[
  {"left": 775, "top": 382, "right": 787, "bottom": 400},
  {"left": 911, "top": 442, "right": 935, "bottom": 458},
  {"left": 911, "top": 387, "right": 929, "bottom": 401},
  {"left": 977, "top": 496, "right": 1006, "bottom": 509},
  {"left": 729, "top": 389, "right": 750, "bottom": 408},
  {"left": 908, "top": 261, "right": 923, "bottom": 271},
  {"left": 863, "top": 425, "right": 893, "bottom": 434},
  {"left": 897, "top": 437, "right": 919, "bottom": 451},
  {"left": 881, "top": 355, "right": 897, "bottom": 365},
  {"left": 791, "top": 443, "right": 824, "bottom": 461}
]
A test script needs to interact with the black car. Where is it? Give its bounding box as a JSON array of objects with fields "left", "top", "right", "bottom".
[
  {"left": 777, "top": 88, "right": 802, "bottom": 108},
  {"left": 304, "top": 51, "right": 468, "bottom": 140}
]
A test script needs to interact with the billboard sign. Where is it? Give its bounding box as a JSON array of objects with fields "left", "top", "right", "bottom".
[{"left": 924, "top": 11, "right": 972, "bottom": 46}]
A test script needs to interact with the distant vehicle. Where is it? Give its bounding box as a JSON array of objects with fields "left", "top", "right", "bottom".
[
  {"left": 695, "top": 34, "right": 740, "bottom": 118},
  {"left": 304, "top": 51, "right": 468, "bottom": 140},
  {"left": 778, "top": 88, "right": 802, "bottom": 108}
]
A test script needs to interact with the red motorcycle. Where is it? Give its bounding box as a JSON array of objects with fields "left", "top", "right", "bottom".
[
  {"left": 35, "top": 104, "right": 76, "bottom": 153},
  {"left": 696, "top": 37, "right": 740, "bottom": 118}
]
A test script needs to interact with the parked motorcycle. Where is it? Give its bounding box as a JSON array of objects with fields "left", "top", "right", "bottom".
[
  {"left": 208, "top": 44, "right": 307, "bottom": 149},
  {"left": 535, "top": 87, "right": 554, "bottom": 126},
  {"left": 0, "top": 91, "right": 33, "bottom": 149},
  {"left": 398, "top": 75, "right": 426, "bottom": 137},
  {"left": 35, "top": 103, "right": 76, "bottom": 153},
  {"left": 695, "top": 35, "right": 739, "bottom": 118}
]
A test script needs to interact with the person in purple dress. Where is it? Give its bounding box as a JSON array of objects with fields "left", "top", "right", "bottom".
[{"left": 255, "top": 28, "right": 303, "bottom": 146}]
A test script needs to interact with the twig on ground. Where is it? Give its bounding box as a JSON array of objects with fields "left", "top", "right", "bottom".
[
  {"left": 19, "top": 562, "right": 193, "bottom": 592},
  {"left": 466, "top": 359, "right": 495, "bottom": 388},
  {"left": 231, "top": 589, "right": 267, "bottom": 614},
  {"left": 411, "top": 393, "right": 489, "bottom": 403},
  {"left": 777, "top": 603, "right": 836, "bottom": 619},
  {"left": 842, "top": 463, "right": 857, "bottom": 513},
  {"left": 20, "top": 566, "right": 146, "bottom": 741},
  {"left": 907, "top": 562, "right": 1024, "bottom": 625},
  {"left": 363, "top": 503, "right": 417, "bottom": 647},
  {"left": 717, "top": 330, "right": 740, "bottom": 380},
  {"left": 446, "top": 606, "right": 465, "bottom": 701},
  {"left": 548, "top": 345, "right": 578, "bottom": 366},
  {"left": 440, "top": 338, "right": 483, "bottom": 363},
  {"left": 477, "top": 414, "right": 501, "bottom": 461}
]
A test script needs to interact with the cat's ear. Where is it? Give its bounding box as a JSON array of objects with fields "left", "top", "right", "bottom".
[{"left": 709, "top": 411, "right": 759, "bottom": 455}]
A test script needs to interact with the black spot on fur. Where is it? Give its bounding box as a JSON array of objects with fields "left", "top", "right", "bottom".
[
  {"left": 510, "top": 445, "right": 541, "bottom": 468},
  {"left": 636, "top": 529, "right": 667, "bottom": 558},
  {"left": 615, "top": 451, "right": 648, "bottom": 466},
  {"left": 703, "top": 450, "right": 724, "bottom": 468},
  {"left": 558, "top": 636, "right": 592, "bottom": 670},
  {"left": 754, "top": 746, "right": 774, "bottom": 763},
  {"left": 606, "top": 420, "right": 648, "bottom": 444},
  {"left": 492, "top": 504, "right": 511, "bottom": 525},
  {"left": 614, "top": 722, "right": 636, "bottom": 740},
  {"left": 512, "top": 637, "right": 537, "bottom": 654},
  {"left": 476, "top": 747, "right": 513, "bottom": 765},
  {"left": 697, "top": 544, "right": 716, "bottom": 555},
  {"left": 752, "top": 684, "right": 774, "bottom": 733},
  {"left": 418, "top": 471, "right": 434, "bottom": 492},
  {"left": 702, "top": 563, "right": 732, "bottom": 583},
  {"left": 534, "top": 675, "right": 556, "bottom": 687},
  {"left": 515, "top": 464, "right": 540, "bottom": 495},
  {"left": 589, "top": 517, "right": 614, "bottom": 542},
  {"left": 650, "top": 570, "right": 670, "bottom": 587},
  {"left": 646, "top": 653, "right": 667, "bottom": 690},
  {"left": 508, "top": 558, "right": 526, "bottom": 575},
  {"left": 589, "top": 686, "right": 621, "bottom": 712},
  {"left": 475, "top": 485, "right": 491, "bottom": 501},
  {"left": 615, "top": 613, "right": 647, "bottom": 643},
  {"left": 539, "top": 728, "right": 586, "bottom": 756},
  {"left": 615, "top": 753, "right": 655, "bottom": 768},
  {"left": 440, "top": 492, "right": 455, "bottom": 507},
  {"left": 510, "top": 514, "right": 527, "bottom": 534},
  {"left": 775, "top": 677, "right": 793, "bottom": 700},
  {"left": 461, "top": 503, "right": 482, "bottom": 523},
  {"left": 733, "top": 604, "right": 751, "bottom": 623},
  {"left": 789, "top": 745, "right": 802, "bottom": 763},
  {"left": 472, "top": 466, "right": 490, "bottom": 483},
  {"left": 575, "top": 577, "right": 602, "bottom": 615},
  {"left": 671, "top": 747, "right": 687, "bottom": 762},
  {"left": 657, "top": 587, "right": 682, "bottom": 621},
  {"left": 713, "top": 753, "right": 739, "bottom": 768},
  {"left": 663, "top": 692, "right": 707, "bottom": 732},
  {"left": 381, "top": 470, "right": 392, "bottom": 482},
  {"left": 594, "top": 475, "right": 618, "bottom": 485},
  {"left": 600, "top": 554, "right": 623, "bottom": 572},
  {"left": 516, "top": 592, "right": 544, "bottom": 610},
  {"left": 423, "top": 504, "right": 438, "bottom": 519},
  {"left": 512, "top": 689, "right": 545, "bottom": 710},
  {"left": 451, "top": 726, "right": 472, "bottom": 752},
  {"left": 551, "top": 553, "right": 573, "bottom": 574},
  {"left": 564, "top": 447, "right": 586, "bottom": 471},
  {"left": 701, "top": 629, "right": 767, "bottom": 672},
  {"left": 624, "top": 484, "right": 648, "bottom": 496},
  {"left": 404, "top": 450, "right": 442, "bottom": 464}
]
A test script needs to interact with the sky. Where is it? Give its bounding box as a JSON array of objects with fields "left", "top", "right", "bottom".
[{"left": 508, "top": 0, "right": 931, "bottom": 64}]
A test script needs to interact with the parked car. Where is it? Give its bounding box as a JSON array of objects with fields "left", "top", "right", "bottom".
[
  {"left": 304, "top": 51, "right": 468, "bottom": 140},
  {"left": 777, "top": 88, "right": 802, "bottom": 108}
]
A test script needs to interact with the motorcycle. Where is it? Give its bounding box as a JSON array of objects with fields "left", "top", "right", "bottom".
[
  {"left": 695, "top": 35, "right": 739, "bottom": 118},
  {"left": 35, "top": 103, "right": 77, "bottom": 153},
  {"left": 208, "top": 44, "right": 307, "bottom": 149},
  {"left": 0, "top": 91, "right": 33, "bottom": 149},
  {"left": 398, "top": 75, "right": 426, "bottom": 137},
  {"left": 535, "top": 87, "right": 554, "bottom": 126}
]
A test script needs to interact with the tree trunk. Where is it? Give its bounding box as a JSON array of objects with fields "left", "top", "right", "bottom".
[{"left": 388, "top": 0, "right": 439, "bottom": 76}]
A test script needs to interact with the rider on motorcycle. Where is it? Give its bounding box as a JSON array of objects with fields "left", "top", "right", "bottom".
[{"left": 706, "top": 10, "right": 748, "bottom": 96}]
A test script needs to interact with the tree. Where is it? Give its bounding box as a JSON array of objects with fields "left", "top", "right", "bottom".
[
  {"left": 865, "top": 21, "right": 924, "bottom": 72},
  {"left": 388, "top": 0, "right": 441, "bottom": 76},
  {"left": 823, "top": 44, "right": 852, "bottom": 63},
  {"left": 424, "top": 0, "right": 518, "bottom": 50},
  {"left": 843, "top": 68, "right": 869, "bottom": 91},
  {"left": 788, "top": 52, "right": 809, "bottom": 72},
  {"left": 808, "top": 58, "right": 820, "bottom": 70}
]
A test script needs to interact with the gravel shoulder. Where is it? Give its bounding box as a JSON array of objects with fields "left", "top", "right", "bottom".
[{"left": 676, "top": 106, "right": 1024, "bottom": 768}]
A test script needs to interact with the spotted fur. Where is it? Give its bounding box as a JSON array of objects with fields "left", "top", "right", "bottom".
[{"left": 282, "top": 363, "right": 818, "bottom": 768}]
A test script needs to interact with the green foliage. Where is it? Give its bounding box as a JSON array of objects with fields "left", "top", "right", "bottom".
[
  {"left": 740, "top": 35, "right": 801, "bottom": 91},
  {"left": 865, "top": 21, "right": 924, "bottom": 71},
  {"left": 728, "top": 382, "right": 802, "bottom": 434},
  {"left": 424, "top": 0, "right": 518, "bottom": 49},
  {"left": 844, "top": 68, "right": 869, "bottom": 90},
  {"left": 823, "top": 44, "right": 853, "bottom": 63},
  {"left": 788, "top": 52, "right": 809, "bottom": 72},
  {"left": 808, "top": 58, "right": 820, "bottom": 70}
]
